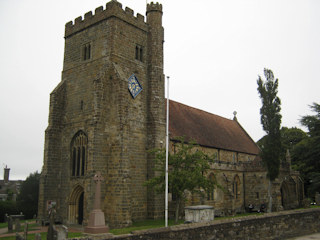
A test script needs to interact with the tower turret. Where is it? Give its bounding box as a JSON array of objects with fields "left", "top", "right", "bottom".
[
  {"left": 147, "top": 2, "right": 163, "bottom": 69},
  {"left": 146, "top": 2, "right": 166, "bottom": 219}
]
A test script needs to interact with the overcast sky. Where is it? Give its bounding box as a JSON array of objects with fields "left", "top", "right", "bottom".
[{"left": 0, "top": 0, "right": 319, "bottom": 180}]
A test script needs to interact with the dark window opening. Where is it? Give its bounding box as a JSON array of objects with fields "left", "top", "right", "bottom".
[
  {"left": 207, "top": 191, "right": 214, "bottom": 201},
  {"left": 71, "top": 131, "right": 87, "bottom": 177},
  {"left": 81, "top": 146, "right": 85, "bottom": 176},
  {"left": 135, "top": 45, "right": 143, "bottom": 62},
  {"left": 233, "top": 175, "right": 241, "bottom": 199},
  {"left": 135, "top": 46, "right": 139, "bottom": 60},
  {"left": 77, "top": 147, "right": 81, "bottom": 176},
  {"left": 207, "top": 174, "right": 215, "bottom": 201},
  {"left": 140, "top": 48, "right": 143, "bottom": 61},
  {"left": 78, "top": 192, "right": 84, "bottom": 224},
  {"left": 80, "top": 100, "right": 83, "bottom": 110},
  {"left": 72, "top": 148, "right": 76, "bottom": 176},
  {"left": 82, "top": 43, "right": 91, "bottom": 61}
]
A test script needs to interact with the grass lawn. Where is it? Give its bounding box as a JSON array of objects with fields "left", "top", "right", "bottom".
[
  {"left": 0, "top": 221, "right": 40, "bottom": 235},
  {"left": 110, "top": 219, "right": 184, "bottom": 235},
  {"left": 0, "top": 232, "right": 83, "bottom": 240},
  {"left": 0, "top": 220, "right": 37, "bottom": 229}
]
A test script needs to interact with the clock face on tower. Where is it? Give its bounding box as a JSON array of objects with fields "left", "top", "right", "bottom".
[{"left": 128, "top": 74, "right": 142, "bottom": 99}]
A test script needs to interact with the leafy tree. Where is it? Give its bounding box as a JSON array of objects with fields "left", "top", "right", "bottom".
[
  {"left": 257, "top": 127, "right": 307, "bottom": 160},
  {"left": 0, "top": 201, "right": 18, "bottom": 222},
  {"left": 145, "top": 138, "right": 217, "bottom": 223},
  {"left": 300, "top": 103, "right": 320, "bottom": 137},
  {"left": 292, "top": 103, "right": 320, "bottom": 197},
  {"left": 280, "top": 127, "right": 307, "bottom": 152},
  {"left": 17, "top": 171, "right": 40, "bottom": 219},
  {"left": 257, "top": 68, "right": 282, "bottom": 212},
  {"left": 308, "top": 172, "right": 320, "bottom": 196}
]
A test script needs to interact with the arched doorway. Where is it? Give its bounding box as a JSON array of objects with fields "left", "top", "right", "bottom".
[{"left": 68, "top": 185, "right": 84, "bottom": 224}]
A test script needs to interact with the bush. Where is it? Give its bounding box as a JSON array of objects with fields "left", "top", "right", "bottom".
[
  {"left": 17, "top": 172, "right": 40, "bottom": 220},
  {"left": 0, "top": 201, "right": 19, "bottom": 222}
]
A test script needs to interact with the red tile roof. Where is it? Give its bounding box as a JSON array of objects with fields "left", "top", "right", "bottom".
[{"left": 168, "top": 100, "right": 260, "bottom": 155}]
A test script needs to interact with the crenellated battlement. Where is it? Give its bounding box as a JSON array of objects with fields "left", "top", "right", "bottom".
[
  {"left": 147, "top": 2, "right": 162, "bottom": 14},
  {"left": 65, "top": 0, "right": 147, "bottom": 38}
]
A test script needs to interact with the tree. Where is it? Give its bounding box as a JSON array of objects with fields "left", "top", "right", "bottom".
[
  {"left": 0, "top": 201, "right": 18, "bottom": 222},
  {"left": 257, "top": 127, "right": 307, "bottom": 160},
  {"left": 17, "top": 171, "right": 40, "bottom": 219},
  {"left": 300, "top": 103, "right": 320, "bottom": 137},
  {"left": 292, "top": 103, "right": 320, "bottom": 197},
  {"left": 257, "top": 68, "right": 282, "bottom": 212},
  {"left": 145, "top": 138, "right": 217, "bottom": 223}
]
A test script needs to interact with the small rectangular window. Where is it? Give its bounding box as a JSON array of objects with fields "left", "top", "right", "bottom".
[
  {"left": 82, "top": 43, "right": 92, "bottom": 61},
  {"left": 135, "top": 45, "right": 143, "bottom": 62}
]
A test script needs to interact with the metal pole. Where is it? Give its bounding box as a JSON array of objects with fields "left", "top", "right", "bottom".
[{"left": 165, "top": 76, "right": 170, "bottom": 227}]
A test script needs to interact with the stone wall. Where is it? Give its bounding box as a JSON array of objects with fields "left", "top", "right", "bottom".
[{"left": 77, "top": 208, "right": 320, "bottom": 240}]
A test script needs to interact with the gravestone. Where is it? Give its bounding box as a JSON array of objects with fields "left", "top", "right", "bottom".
[
  {"left": 47, "top": 208, "right": 57, "bottom": 240},
  {"left": 15, "top": 218, "right": 21, "bottom": 232},
  {"left": 56, "top": 225, "right": 68, "bottom": 240},
  {"left": 84, "top": 171, "right": 109, "bottom": 234},
  {"left": 8, "top": 216, "right": 13, "bottom": 232},
  {"left": 15, "top": 232, "right": 24, "bottom": 240},
  {"left": 35, "top": 233, "right": 41, "bottom": 240},
  {"left": 47, "top": 225, "right": 57, "bottom": 240},
  {"left": 23, "top": 221, "right": 28, "bottom": 240}
]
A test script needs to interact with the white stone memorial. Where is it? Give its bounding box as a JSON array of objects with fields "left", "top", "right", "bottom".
[{"left": 185, "top": 205, "right": 214, "bottom": 223}]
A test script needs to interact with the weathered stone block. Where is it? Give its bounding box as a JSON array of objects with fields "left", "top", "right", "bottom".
[{"left": 185, "top": 205, "right": 214, "bottom": 223}]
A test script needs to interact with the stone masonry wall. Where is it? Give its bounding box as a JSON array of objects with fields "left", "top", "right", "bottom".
[{"left": 75, "top": 208, "right": 320, "bottom": 240}]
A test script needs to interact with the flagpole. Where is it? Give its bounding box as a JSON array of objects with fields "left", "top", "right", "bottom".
[{"left": 165, "top": 76, "right": 169, "bottom": 227}]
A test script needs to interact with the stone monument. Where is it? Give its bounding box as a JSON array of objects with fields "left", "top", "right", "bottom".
[
  {"left": 7, "top": 216, "right": 13, "bottom": 232},
  {"left": 185, "top": 205, "right": 214, "bottom": 223},
  {"left": 84, "top": 172, "right": 109, "bottom": 234}
]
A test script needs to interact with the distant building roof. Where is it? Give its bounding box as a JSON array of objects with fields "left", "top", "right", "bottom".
[{"left": 169, "top": 100, "right": 260, "bottom": 155}]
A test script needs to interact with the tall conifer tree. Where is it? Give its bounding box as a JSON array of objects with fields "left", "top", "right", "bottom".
[{"left": 257, "top": 68, "right": 282, "bottom": 211}]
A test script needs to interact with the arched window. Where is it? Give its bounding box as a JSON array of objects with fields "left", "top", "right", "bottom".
[
  {"left": 71, "top": 131, "right": 88, "bottom": 177},
  {"left": 233, "top": 175, "right": 241, "bottom": 199},
  {"left": 207, "top": 173, "right": 215, "bottom": 201},
  {"left": 207, "top": 173, "right": 216, "bottom": 201}
]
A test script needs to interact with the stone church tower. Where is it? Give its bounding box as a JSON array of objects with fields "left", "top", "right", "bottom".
[{"left": 38, "top": 1, "right": 165, "bottom": 228}]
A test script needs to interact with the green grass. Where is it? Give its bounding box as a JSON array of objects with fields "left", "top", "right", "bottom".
[
  {"left": 0, "top": 231, "right": 83, "bottom": 240},
  {"left": 0, "top": 233, "right": 45, "bottom": 240},
  {"left": 0, "top": 223, "right": 7, "bottom": 229},
  {"left": 109, "top": 219, "right": 184, "bottom": 235},
  {"left": 310, "top": 205, "right": 320, "bottom": 208},
  {"left": 0, "top": 221, "right": 39, "bottom": 235},
  {"left": 0, "top": 219, "right": 36, "bottom": 229},
  {"left": 215, "top": 212, "right": 264, "bottom": 220}
]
